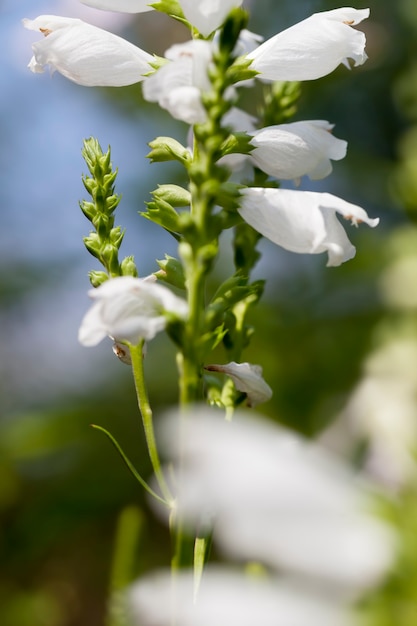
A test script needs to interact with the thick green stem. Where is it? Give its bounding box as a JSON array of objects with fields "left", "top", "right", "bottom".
[{"left": 129, "top": 342, "right": 173, "bottom": 506}]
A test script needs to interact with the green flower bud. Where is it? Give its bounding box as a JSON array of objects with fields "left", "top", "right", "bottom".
[
  {"left": 142, "top": 198, "right": 181, "bottom": 234},
  {"left": 120, "top": 255, "right": 138, "bottom": 277},
  {"left": 147, "top": 137, "right": 191, "bottom": 164},
  {"left": 101, "top": 243, "right": 120, "bottom": 275},
  {"left": 89, "top": 270, "right": 109, "bottom": 288},
  {"left": 79, "top": 200, "right": 96, "bottom": 221},
  {"left": 155, "top": 255, "right": 185, "bottom": 290},
  {"left": 152, "top": 184, "right": 191, "bottom": 207},
  {"left": 83, "top": 233, "right": 101, "bottom": 259},
  {"left": 109, "top": 226, "right": 125, "bottom": 249}
]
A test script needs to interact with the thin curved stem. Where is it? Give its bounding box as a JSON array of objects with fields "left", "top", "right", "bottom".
[{"left": 129, "top": 341, "right": 174, "bottom": 507}]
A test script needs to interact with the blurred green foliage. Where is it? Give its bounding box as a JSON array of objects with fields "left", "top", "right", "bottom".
[{"left": 3, "top": 0, "right": 417, "bottom": 624}]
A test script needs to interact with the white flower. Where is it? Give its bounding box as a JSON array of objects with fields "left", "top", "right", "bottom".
[
  {"left": 78, "top": 276, "right": 188, "bottom": 346},
  {"left": 23, "top": 15, "right": 153, "bottom": 87},
  {"left": 232, "top": 29, "right": 264, "bottom": 56},
  {"left": 247, "top": 8, "right": 369, "bottom": 82},
  {"left": 156, "top": 409, "right": 395, "bottom": 592},
  {"left": 205, "top": 362, "right": 272, "bottom": 406},
  {"left": 250, "top": 121, "right": 347, "bottom": 182},
  {"left": 142, "top": 40, "right": 213, "bottom": 124},
  {"left": 332, "top": 339, "right": 417, "bottom": 489},
  {"left": 80, "top": 0, "right": 154, "bottom": 12},
  {"left": 238, "top": 188, "right": 379, "bottom": 267},
  {"left": 180, "top": 0, "right": 244, "bottom": 37},
  {"left": 128, "top": 567, "right": 352, "bottom": 626}
]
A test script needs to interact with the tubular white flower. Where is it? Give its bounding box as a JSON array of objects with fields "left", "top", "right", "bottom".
[
  {"left": 78, "top": 276, "right": 188, "bottom": 347},
  {"left": 250, "top": 121, "right": 347, "bottom": 182},
  {"left": 247, "top": 8, "right": 370, "bottom": 82},
  {"left": 205, "top": 362, "right": 272, "bottom": 407},
  {"left": 156, "top": 409, "right": 395, "bottom": 592},
  {"left": 142, "top": 40, "right": 213, "bottom": 124},
  {"left": 23, "top": 16, "right": 153, "bottom": 87},
  {"left": 180, "top": 0, "right": 245, "bottom": 37},
  {"left": 238, "top": 188, "right": 379, "bottom": 267},
  {"left": 129, "top": 567, "right": 352, "bottom": 626},
  {"left": 80, "top": 0, "right": 154, "bottom": 12}
]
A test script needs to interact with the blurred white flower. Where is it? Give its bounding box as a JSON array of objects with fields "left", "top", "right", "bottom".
[
  {"left": 205, "top": 362, "right": 272, "bottom": 406},
  {"left": 80, "top": 0, "right": 154, "bottom": 12},
  {"left": 23, "top": 15, "right": 153, "bottom": 86},
  {"left": 250, "top": 121, "right": 347, "bottom": 182},
  {"left": 331, "top": 339, "right": 417, "bottom": 489},
  {"left": 78, "top": 276, "right": 188, "bottom": 346},
  {"left": 128, "top": 566, "right": 353, "bottom": 626},
  {"left": 143, "top": 40, "right": 213, "bottom": 124},
  {"left": 238, "top": 188, "right": 379, "bottom": 267},
  {"left": 232, "top": 29, "right": 264, "bottom": 56},
  {"left": 180, "top": 0, "right": 244, "bottom": 37},
  {"left": 156, "top": 408, "right": 395, "bottom": 593},
  {"left": 247, "top": 8, "right": 369, "bottom": 82}
]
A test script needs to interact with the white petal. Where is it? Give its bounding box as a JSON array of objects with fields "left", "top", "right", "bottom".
[
  {"left": 180, "top": 0, "right": 244, "bottom": 37},
  {"left": 250, "top": 121, "right": 347, "bottom": 181},
  {"left": 23, "top": 16, "right": 153, "bottom": 86},
  {"left": 78, "top": 276, "right": 188, "bottom": 347},
  {"left": 205, "top": 362, "right": 272, "bottom": 406},
  {"left": 238, "top": 188, "right": 379, "bottom": 267},
  {"left": 143, "top": 40, "right": 212, "bottom": 123},
  {"left": 80, "top": 0, "right": 154, "bottom": 12},
  {"left": 156, "top": 409, "right": 395, "bottom": 592},
  {"left": 247, "top": 8, "right": 369, "bottom": 81},
  {"left": 129, "top": 567, "right": 352, "bottom": 626}
]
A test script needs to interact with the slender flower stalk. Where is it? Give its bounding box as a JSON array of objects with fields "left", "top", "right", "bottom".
[{"left": 129, "top": 342, "right": 173, "bottom": 505}]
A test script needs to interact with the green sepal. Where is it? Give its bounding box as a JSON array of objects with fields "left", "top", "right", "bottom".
[
  {"left": 89, "top": 270, "right": 109, "bottom": 287},
  {"left": 155, "top": 255, "right": 186, "bottom": 290},
  {"left": 141, "top": 199, "right": 181, "bottom": 234},
  {"left": 205, "top": 284, "right": 258, "bottom": 329},
  {"left": 198, "top": 325, "right": 228, "bottom": 357},
  {"left": 150, "top": 0, "right": 185, "bottom": 20},
  {"left": 220, "top": 132, "right": 253, "bottom": 158},
  {"left": 152, "top": 184, "right": 191, "bottom": 207},
  {"left": 147, "top": 137, "right": 191, "bottom": 164},
  {"left": 214, "top": 182, "right": 242, "bottom": 212},
  {"left": 120, "top": 256, "right": 138, "bottom": 277},
  {"left": 226, "top": 56, "right": 258, "bottom": 85}
]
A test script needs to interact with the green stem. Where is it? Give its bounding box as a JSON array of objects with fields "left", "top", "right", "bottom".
[{"left": 129, "top": 342, "right": 173, "bottom": 506}]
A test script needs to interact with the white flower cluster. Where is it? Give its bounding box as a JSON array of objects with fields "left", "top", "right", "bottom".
[
  {"left": 23, "top": 1, "right": 379, "bottom": 267},
  {"left": 128, "top": 408, "right": 396, "bottom": 626}
]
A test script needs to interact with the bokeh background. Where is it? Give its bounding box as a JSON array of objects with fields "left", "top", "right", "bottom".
[{"left": 2, "top": 0, "right": 417, "bottom": 624}]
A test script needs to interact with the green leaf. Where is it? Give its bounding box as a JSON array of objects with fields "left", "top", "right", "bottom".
[{"left": 91, "top": 424, "right": 167, "bottom": 506}]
